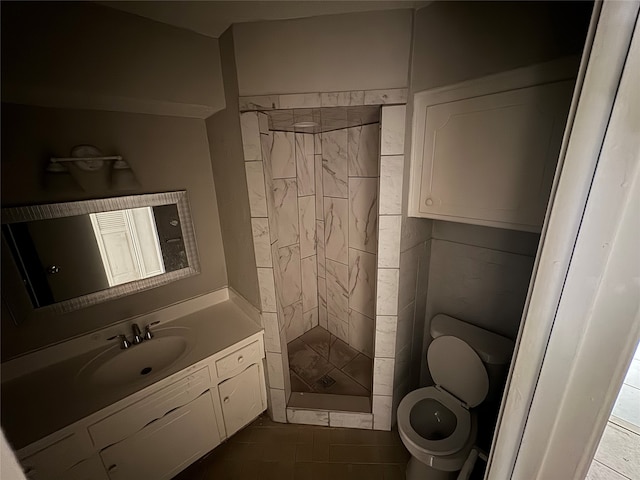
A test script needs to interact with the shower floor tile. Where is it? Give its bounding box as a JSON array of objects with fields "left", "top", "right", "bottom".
[
  {"left": 288, "top": 338, "right": 334, "bottom": 386},
  {"left": 289, "top": 326, "right": 372, "bottom": 397}
]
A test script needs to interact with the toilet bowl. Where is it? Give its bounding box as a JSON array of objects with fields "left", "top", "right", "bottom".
[{"left": 397, "top": 328, "right": 495, "bottom": 480}]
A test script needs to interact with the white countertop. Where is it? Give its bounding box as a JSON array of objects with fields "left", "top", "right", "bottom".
[{"left": 1, "top": 299, "right": 262, "bottom": 449}]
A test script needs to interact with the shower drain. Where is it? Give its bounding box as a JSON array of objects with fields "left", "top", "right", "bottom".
[{"left": 316, "top": 374, "right": 336, "bottom": 389}]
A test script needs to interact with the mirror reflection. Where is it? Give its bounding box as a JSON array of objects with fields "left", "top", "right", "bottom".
[
  {"left": 1, "top": 191, "right": 199, "bottom": 313},
  {"left": 3, "top": 205, "right": 187, "bottom": 308}
]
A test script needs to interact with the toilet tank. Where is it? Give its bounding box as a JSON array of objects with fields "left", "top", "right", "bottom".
[{"left": 430, "top": 314, "right": 515, "bottom": 401}]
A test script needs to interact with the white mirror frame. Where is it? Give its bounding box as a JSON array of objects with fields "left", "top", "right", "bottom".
[{"left": 1, "top": 191, "right": 200, "bottom": 314}]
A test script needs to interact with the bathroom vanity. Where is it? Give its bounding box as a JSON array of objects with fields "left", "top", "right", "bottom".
[{"left": 1, "top": 297, "right": 267, "bottom": 480}]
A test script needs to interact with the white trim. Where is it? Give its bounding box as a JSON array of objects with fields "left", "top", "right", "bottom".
[
  {"left": 511, "top": 10, "right": 640, "bottom": 478},
  {"left": 487, "top": 2, "right": 640, "bottom": 478}
]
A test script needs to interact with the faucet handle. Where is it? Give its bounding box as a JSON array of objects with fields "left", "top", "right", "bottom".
[
  {"left": 144, "top": 321, "right": 159, "bottom": 341},
  {"left": 144, "top": 325, "right": 153, "bottom": 341},
  {"left": 132, "top": 323, "right": 144, "bottom": 345},
  {"left": 115, "top": 334, "right": 131, "bottom": 349}
]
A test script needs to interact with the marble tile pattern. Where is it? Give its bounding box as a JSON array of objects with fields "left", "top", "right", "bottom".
[
  {"left": 373, "top": 395, "right": 393, "bottom": 431},
  {"left": 379, "top": 155, "right": 404, "bottom": 215},
  {"left": 348, "top": 178, "right": 378, "bottom": 254},
  {"left": 326, "top": 259, "right": 349, "bottom": 323},
  {"left": 273, "top": 179, "right": 299, "bottom": 247},
  {"left": 378, "top": 215, "right": 402, "bottom": 268},
  {"left": 314, "top": 154, "right": 324, "bottom": 220},
  {"left": 364, "top": 88, "right": 408, "bottom": 105},
  {"left": 251, "top": 218, "right": 272, "bottom": 268},
  {"left": 260, "top": 132, "right": 280, "bottom": 244},
  {"left": 271, "top": 132, "right": 296, "bottom": 179},
  {"left": 266, "top": 352, "right": 285, "bottom": 389},
  {"left": 328, "top": 314, "right": 348, "bottom": 343},
  {"left": 329, "top": 412, "right": 373, "bottom": 429},
  {"left": 286, "top": 408, "right": 329, "bottom": 426},
  {"left": 348, "top": 310, "right": 374, "bottom": 357},
  {"left": 257, "top": 268, "right": 277, "bottom": 313},
  {"left": 373, "top": 358, "right": 395, "bottom": 396},
  {"left": 298, "top": 196, "right": 316, "bottom": 258},
  {"left": 268, "top": 388, "right": 286, "bottom": 423},
  {"left": 301, "top": 255, "right": 318, "bottom": 313},
  {"left": 348, "top": 249, "right": 376, "bottom": 320},
  {"left": 348, "top": 124, "right": 379, "bottom": 177},
  {"left": 376, "top": 269, "right": 399, "bottom": 316},
  {"left": 239, "top": 95, "right": 280, "bottom": 111},
  {"left": 322, "top": 129, "right": 348, "bottom": 198},
  {"left": 303, "top": 307, "right": 319, "bottom": 331},
  {"left": 296, "top": 133, "right": 315, "bottom": 196},
  {"left": 316, "top": 220, "right": 326, "bottom": 279},
  {"left": 284, "top": 300, "right": 305, "bottom": 343},
  {"left": 324, "top": 197, "right": 349, "bottom": 265},
  {"left": 240, "top": 112, "right": 262, "bottom": 161},
  {"left": 245, "top": 161, "right": 268, "bottom": 218},
  {"left": 381, "top": 105, "right": 406, "bottom": 157},
  {"left": 319, "top": 90, "right": 365, "bottom": 107},
  {"left": 318, "top": 305, "right": 328, "bottom": 330},
  {"left": 278, "top": 244, "right": 302, "bottom": 308},
  {"left": 258, "top": 112, "right": 269, "bottom": 134},
  {"left": 374, "top": 316, "right": 397, "bottom": 358},
  {"left": 262, "top": 312, "right": 281, "bottom": 354}
]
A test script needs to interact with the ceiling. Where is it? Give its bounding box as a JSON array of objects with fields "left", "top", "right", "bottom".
[{"left": 98, "top": 1, "right": 427, "bottom": 38}]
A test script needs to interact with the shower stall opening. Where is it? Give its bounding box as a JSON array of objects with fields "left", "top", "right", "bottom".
[{"left": 261, "top": 106, "right": 381, "bottom": 412}]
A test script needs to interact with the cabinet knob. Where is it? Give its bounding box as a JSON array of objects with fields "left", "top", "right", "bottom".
[
  {"left": 223, "top": 396, "right": 230, "bottom": 404},
  {"left": 425, "top": 198, "right": 433, "bottom": 206},
  {"left": 237, "top": 355, "right": 244, "bottom": 364}
]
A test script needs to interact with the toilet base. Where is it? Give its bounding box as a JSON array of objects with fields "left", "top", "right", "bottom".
[{"left": 406, "top": 456, "right": 459, "bottom": 480}]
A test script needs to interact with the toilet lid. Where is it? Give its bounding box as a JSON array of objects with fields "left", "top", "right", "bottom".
[{"left": 428, "top": 336, "right": 489, "bottom": 407}]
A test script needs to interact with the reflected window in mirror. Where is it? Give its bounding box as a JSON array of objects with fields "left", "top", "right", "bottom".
[{"left": 1, "top": 191, "right": 199, "bottom": 314}]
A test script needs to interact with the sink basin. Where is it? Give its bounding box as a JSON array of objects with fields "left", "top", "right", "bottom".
[{"left": 77, "top": 327, "right": 194, "bottom": 388}]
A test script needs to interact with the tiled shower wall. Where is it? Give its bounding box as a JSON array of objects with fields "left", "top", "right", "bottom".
[
  {"left": 248, "top": 120, "right": 380, "bottom": 357},
  {"left": 240, "top": 89, "right": 410, "bottom": 430},
  {"left": 320, "top": 124, "right": 379, "bottom": 357}
]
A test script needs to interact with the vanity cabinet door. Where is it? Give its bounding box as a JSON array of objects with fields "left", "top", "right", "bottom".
[
  {"left": 219, "top": 363, "right": 265, "bottom": 437},
  {"left": 100, "top": 391, "right": 220, "bottom": 480}
]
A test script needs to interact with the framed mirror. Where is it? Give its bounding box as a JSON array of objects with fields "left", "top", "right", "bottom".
[{"left": 1, "top": 191, "right": 200, "bottom": 314}]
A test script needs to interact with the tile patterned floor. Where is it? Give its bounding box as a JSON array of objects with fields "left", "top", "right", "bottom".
[
  {"left": 173, "top": 414, "right": 409, "bottom": 480},
  {"left": 288, "top": 326, "right": 372, "bottom": 396}
]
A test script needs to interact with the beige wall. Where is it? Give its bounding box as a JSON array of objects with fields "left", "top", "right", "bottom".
[
  {"left": 1, "top": 2, "right": 225, "bottom": 118},
  {"left": 233, "top": 9, "right": 413, "bottom": 96},
  {"left": 1, "top": 103, "right": 227, "bottom": 360},
  {"left": 207, "top": 28, "right": 261, "bottom": 309},
  {"left": 411, "top": 1, "right": 592, "bottom": 92}
]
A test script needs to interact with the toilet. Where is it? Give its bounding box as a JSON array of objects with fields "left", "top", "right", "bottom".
[{"left": 397, "top": 314, "right": 514, "bottom": 480}]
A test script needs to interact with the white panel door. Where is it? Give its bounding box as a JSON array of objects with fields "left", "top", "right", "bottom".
[
  {"left": 219, "top": 364, "right": 265, "bottom": 437},
  {"left": 414, "top": 78, "right": 574, "bottom": 232},
  {"left": 100, "top": 392, "right": 220, "bottom": 480}
]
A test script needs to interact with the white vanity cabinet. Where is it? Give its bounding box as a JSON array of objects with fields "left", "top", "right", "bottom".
[
  {"left": 408, "top": 59, "right": 576, "bottom": 232},
  {"left": 15, "top": 331, "right": 267, "bottom": 480}
]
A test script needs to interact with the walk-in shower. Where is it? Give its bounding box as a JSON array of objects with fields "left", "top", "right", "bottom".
[{"left": 260, "top": 106, "right": 381, "bottom": 410}]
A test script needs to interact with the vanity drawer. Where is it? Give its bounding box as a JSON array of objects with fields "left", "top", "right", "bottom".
[
  {"left": 21, "top": 433, "right": 89, "bottom": 480},
  {"left": 100, "top": 392, "right": 220, "bottom": 480},
  {"left": 89, "top": 367, "right": 210, "bottom": 450},
  {"left": 215, "top": 340, "right": 263, "bottom": 380}
]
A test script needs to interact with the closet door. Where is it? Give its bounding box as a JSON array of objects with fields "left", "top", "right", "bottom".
[{"left": 409, "top": 60, "right": 577, "bottom": 232}]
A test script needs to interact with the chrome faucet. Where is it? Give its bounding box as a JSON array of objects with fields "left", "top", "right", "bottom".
[
  {"left": 132, "top": 323, "right": 144, "bottom": 345},
  {"left": 144, "top": 321, "right": 159, "bottom": 341}
]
